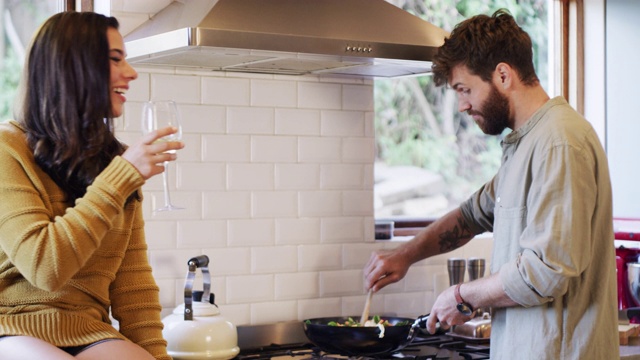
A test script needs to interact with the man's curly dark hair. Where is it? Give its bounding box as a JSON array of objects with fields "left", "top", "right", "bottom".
[{"left": 432, "top": 9, "right": 539, "bottom": 87}]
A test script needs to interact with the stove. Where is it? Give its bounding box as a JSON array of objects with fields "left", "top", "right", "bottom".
[{"left": 235, "top": 322, "right": 490, "bottom": 360}]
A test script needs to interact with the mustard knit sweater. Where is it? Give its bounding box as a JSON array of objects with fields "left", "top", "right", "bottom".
[{"left": 0, "top": 121, "right": 170, "bottom": 360}]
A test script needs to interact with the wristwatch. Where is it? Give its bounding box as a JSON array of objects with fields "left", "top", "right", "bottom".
[{"left": 455, "top": 283, "right": 474, "bottom": 316}]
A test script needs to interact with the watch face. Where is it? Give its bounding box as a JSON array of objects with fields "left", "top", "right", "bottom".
[{"left": 457, "top": 303, "right": 473, "bottom": 316}]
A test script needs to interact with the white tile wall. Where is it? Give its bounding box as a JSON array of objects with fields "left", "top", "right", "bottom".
[{"left": 119, "top": 66, "right": 494, "bottom": 325}]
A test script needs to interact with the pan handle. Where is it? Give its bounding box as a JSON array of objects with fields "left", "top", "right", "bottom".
[{"left": 407, "top": 314, "right": 431, "bottom": 340}]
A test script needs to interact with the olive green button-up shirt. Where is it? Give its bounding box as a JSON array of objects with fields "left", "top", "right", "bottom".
[{"left": 460, "top": 97, "right": 618, "bottom": 360}]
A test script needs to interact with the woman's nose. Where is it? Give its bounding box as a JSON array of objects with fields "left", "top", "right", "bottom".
[{"left": 125, "top": 61, "right": 138, "bottom": 81}]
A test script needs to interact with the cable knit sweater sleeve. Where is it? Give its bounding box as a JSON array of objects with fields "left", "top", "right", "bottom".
[
  {"left": 109, "top": 205, "right": 171, "bottom": 360},
  {"left": 0, "top": 127, "right": 142, "bottom": 291}
]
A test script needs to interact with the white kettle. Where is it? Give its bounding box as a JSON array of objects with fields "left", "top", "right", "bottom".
[{"left": 162, "top": 255, "right": 240, "bottom": 360}]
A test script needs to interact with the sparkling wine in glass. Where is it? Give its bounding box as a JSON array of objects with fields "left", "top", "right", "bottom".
[{"left": 141, "top": 100, "right": 184, "bottom": 212}]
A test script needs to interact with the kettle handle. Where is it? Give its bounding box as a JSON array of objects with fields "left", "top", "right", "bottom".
[{"left": 184, "top": 255, "right": 211, "bottom": 321}]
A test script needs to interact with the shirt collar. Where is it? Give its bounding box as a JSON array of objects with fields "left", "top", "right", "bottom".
[{"left": 502, "top": 96, "right": 566, "bottom": 145}]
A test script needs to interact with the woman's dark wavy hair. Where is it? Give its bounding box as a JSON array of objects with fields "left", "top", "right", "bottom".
[
  {"left": 432, "top": 9, "right": 539, "bottom": 87},
  {"left": 17, "top": 11, "right": 126, "bottom": 204}
]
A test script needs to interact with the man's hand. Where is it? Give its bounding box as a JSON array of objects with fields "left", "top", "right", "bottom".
[
  {"left": 426, "top": 285, "right": 472, "bottom": 334},
  {"left": 363, "top": 248, "right": 411, "bottom": 292}
]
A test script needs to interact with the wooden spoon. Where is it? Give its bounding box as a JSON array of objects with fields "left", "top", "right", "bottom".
[{"left": 359, "top": 289, "right": 374, "bottom": 325}]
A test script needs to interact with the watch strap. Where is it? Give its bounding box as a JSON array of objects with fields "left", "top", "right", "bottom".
[{"left": 454, "top": 283, "right": 465, "bottom": 304}]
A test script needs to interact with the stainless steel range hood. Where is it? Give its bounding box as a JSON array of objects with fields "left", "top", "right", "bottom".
[{"left": 124, "top": 0, "right": 449, "bottom": 78}]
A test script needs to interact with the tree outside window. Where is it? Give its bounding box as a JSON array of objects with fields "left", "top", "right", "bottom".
[{"left": 376, "top": 0, "right": 550, "bottom": 219}]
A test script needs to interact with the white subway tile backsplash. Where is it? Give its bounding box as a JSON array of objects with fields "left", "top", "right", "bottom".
[
  {"left": 226, "top": 274, "right": 274, "bottom": 303},
  {"left": 383, "top": 292, "right": 428, "bottom": 317},
  {"left": 343, "top": 84, "right": 374, "bottom": 111},
  {"left": 227, "top": 163, "right": 274, "bottom": 190},
  {"left": 251, "top": 300, "right": 298, "bottom": 324},
  {"left": 251, "top": 136, "right": 298, "bottom": 163},
  {"left": 364, "top": 112, "right": 375, "bottom": 137},
  {"left": 251, "top": 79, "right": 297, "bottom": 108},
  {"left": 275, "top": 164, "right": 320, "bottom": 190},
  {"left": 321, "top": 217, "right": 364, "bottom": 244},
  {"left": 176, "top": 133, "right": 201, "bottom": 162},
  {"left": 298, "top": 244, "right": 342, "bottom": 271},
  {"left": 319, "top": 269, "right": 362, "bottom": 297},
  {"left": 179, "top": 162, "right": 226, "bottom": 191},
  {"left": 227, "top": 219, "right": 275, "bottom": 247},
  {"left": 122, "top": 102, "right": 143, "bottom": 132},
  {"left": 343, "top": 190, "right": 374, "bottom": 215},
  {"left": 252, "top": 191, "right": 298, "bottom": 218},
  {"left": 177, "top": 220, "right": 227, "bottom": 249},
  {"left": 320, "top": 164, "right": 364, "bottom": 189},
  {"left": 297, "top": 82, "right": 342, "bottom": 109},
  {"left": 275, "top": 109, "right": 321, "bottom": 136},
  {"left": 403, "top": 265, "right": 434, "bottom": 292},
  {"left": 206, "top": 247, "right": 251, "bottom": 276},
  {"left": 203, "top": 135, "right": 251, "bottom": 163},
  {"left": 201, "top": 77, "right": 251, "bottom": 106},
  {"left": 227, "top": 107, "right": 275, "bottom": 134},
  {"left": 203, "top": 191, "right": 252, "bottom": 219},
  {"left": 144, "top": 220, "right": 177, "bottom": 249},
  {"left": 298, "top": 297, "right": 341, "bottom": 320},
  {"left": 275, "top": 218, "right": 321, "bottom": 245},
  {"left": 179, "top": 104, "right": 226, "bottom": 134},
  {"left": 298, "top": 137, "right": 342, "bottom": 163},
  {"left": 275, "top": 272, "right": 319, "bottom": 300},
  {"left": 363, "top": 164, "right": 375, "bottom": 189},
  {"left": 150, "top": 74, "right": 200, "bottom": 104},
  {"left": 321, "top": 110, "right": 365, "bottom": 137},
  {"left": 252, "top": 246, "right": 298, "bottom": 274},
  {"left": 127, "top": 72, "right": 150, "bottom": 102},
  {"left": 299, "top": 191, "right": 342, "bottom": 217},
  {"left": 124, "top": 69, "right": 494, "bottom": 326},
  {"left": 343, "top": 137, "right": 375, "bottom": 163}
]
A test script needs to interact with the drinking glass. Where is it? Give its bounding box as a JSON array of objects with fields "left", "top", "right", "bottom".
[{"left": 141, "top": 100, "right": 184, "bottom": 212}]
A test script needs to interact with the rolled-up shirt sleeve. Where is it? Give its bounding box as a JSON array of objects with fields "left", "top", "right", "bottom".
[
  {"left": 499, "top": 134, "right": 597, "bottom": 307},
  {"left": 460, "top": 113, "right": 599, "bottom": 308}
]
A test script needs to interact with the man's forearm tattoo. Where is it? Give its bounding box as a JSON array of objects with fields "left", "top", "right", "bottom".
[{"left": 438, "top": 215, "right": 473, "bottom": 252}]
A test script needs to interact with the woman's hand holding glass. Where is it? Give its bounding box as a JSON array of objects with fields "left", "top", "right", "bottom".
[{"left": 122, "top": 126, "right": 184, "bottom": 180}]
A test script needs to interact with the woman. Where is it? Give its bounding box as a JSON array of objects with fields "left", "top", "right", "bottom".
[{"left": 0, "top": 11, "right": 182, "bottom": 360}]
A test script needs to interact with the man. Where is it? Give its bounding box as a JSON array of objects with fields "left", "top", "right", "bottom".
[{"left": 363, "top": 9, "right": 618, "bottom": 360}]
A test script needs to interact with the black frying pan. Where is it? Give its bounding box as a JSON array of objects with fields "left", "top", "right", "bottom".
[{"left": 302, "top": 315, "right": 431, "bottom": 356}]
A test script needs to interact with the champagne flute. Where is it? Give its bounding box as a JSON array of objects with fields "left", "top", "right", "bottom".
[{"left": 141, "top": 100, "right": 184, "bottom": 212}]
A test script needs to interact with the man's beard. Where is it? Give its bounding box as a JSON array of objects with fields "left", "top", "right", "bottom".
[{"left": 467, "top": 84, "right": 511, "bottom": 135}]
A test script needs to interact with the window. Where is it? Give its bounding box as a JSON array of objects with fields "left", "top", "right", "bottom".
[
  {"left": 0, "top": 0, "right": 61, "bottom": 121},
  {"left": 375, "top": 0, "right": 553, "bottom": 223}
]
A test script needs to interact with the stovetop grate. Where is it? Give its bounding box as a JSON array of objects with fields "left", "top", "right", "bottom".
[{"left": 235, "top": 335, "right": 489, "bottom": 360}]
